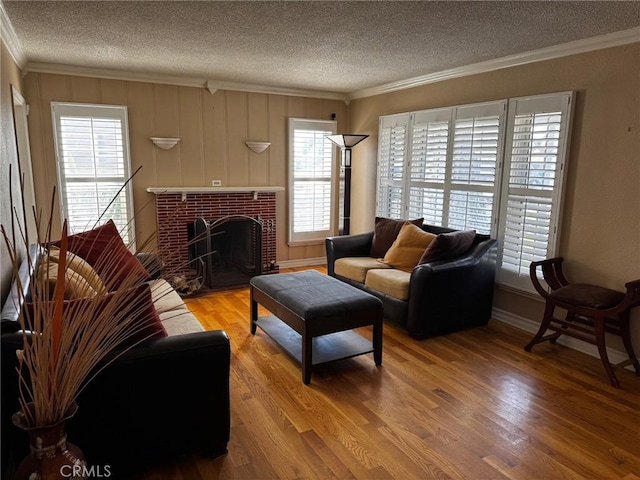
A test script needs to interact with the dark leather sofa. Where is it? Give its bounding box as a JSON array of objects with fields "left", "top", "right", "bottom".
[
  {"left": 326, "top": 224, "right": 497, "bottom": 339},
  {"left": 1, "top": 246, "right": 230, "bottom": 478}
]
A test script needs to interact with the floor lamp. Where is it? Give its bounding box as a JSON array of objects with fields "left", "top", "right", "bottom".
[{"left": 326, "top": 134, "right": 369, "bottom": 235}]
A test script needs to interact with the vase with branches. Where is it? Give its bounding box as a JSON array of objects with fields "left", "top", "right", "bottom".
[{"left": 2, "top": 166, "right": 187, "bottom": 479}]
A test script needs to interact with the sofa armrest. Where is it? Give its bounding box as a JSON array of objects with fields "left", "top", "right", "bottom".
[
  {"left": 325, "top": 232, "right": 374, "bottom": 276},
  {"left": 406, "top": 237, "right": 497, "bottom": 339},
  {"left": 74, "top": 330, "right": 230, "bottom": 468},
  {"left": 418, "top": 236, "right": 497, "bottom": 271},
  {"left": 2, "top": 330, "right": 231, "bottom": 474}
]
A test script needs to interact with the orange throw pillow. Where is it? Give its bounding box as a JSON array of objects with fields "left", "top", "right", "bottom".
[{"left": 382, "top": 223, "right": 436, "bottom": 272}]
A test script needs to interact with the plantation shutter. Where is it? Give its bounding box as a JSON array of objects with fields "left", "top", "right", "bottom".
[
  {"left": 407, "top": 108, "right": 451, "bottom": 225},
  {"left": 51, "top": 103, "right": 135, "bottom": 245},
  {"left": 448, "top": 101, "right": 506, "bottom": 235},
  {"left": 391, "top": 101, "right": 506, "bottom": 233},
  {"left": 288, "top": 118, "right": 337, "bottom": 244},
  {"left": 376, "top": 113, "right": 410, "bottom": 218},
  {"left": 498, "top": 92, "right": 574, "bottom": 290}
]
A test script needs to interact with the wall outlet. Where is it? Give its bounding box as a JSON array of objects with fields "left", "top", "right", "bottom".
[{"left": 211, "top": 180, "right": 222, "bottom": 186}]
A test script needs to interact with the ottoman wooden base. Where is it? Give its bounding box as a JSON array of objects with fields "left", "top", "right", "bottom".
[{"left": 250, "top": 270, "right": 383, "bottom": 384}]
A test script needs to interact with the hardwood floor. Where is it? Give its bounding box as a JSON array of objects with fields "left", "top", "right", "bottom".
[{"left": 139, "top": 267, "right": 640, "bottom": 479}]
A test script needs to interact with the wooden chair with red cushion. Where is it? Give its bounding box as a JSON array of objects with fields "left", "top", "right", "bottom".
[{"left": 526, "top": 257, "right": 640, "bottom": 388}]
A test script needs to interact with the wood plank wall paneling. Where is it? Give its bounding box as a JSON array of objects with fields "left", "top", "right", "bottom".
[
  {"left": 206, "top": 90, "right": 228, "bottom": 185},
  {"left": 70, "top": 76, "right": 100, "bottom": 104},
  {"left": 99, "top": 79, "right": 128, "bottom": 106},
  {"left": 226, "top": 91, "right": 251, "bottom": 186},
  {"left": 268, "top": 95, "right": 288, "bottom": 261},
  {"left": 126, "top": 81, "right": 157, "bottom": 245},
  {"left": 22, "top": 72, "right": 349, "bottom": 261},
  {"left": 178, "top": 86, "right": 205, "bottom": 186},
  {"left": 153, "top": 84, "right": 182, "bottom": 186},
  {"left": 247, "top": 92, "right": 270, "bottom": 186}
]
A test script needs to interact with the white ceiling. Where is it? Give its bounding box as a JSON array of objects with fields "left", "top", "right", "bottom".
[{"left": 3, "top": 1, "right": 640, "bottom": 96}]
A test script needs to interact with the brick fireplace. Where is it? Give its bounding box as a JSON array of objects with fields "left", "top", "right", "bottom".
[{"left": 148, "top": 187, "right": 281, "bottom": 284}]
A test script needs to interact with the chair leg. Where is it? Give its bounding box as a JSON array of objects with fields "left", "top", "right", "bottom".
[
  {"left": 619, "top": 311, "right": 640, "bottom": 376},
  {"left": 525, "top": 302, "right": 555, "bottom": 352},
  {"left": 594, "top": 315, "right": 620, "bottom": 388},
  {"left": 550, "top": 311, "right": 574, "bottom": 344}
]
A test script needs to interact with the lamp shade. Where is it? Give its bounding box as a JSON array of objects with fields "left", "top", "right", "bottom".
[{"left": 326, "top": 134, "right": 369, "bottom": 148}]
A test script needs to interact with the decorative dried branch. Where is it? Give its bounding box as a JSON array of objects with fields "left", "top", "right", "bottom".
[{"left": 1, "top": 167, "right": 207, "bottom": 428}]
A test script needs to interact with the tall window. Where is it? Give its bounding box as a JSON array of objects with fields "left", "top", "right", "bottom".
[
  {"left": 497, "top": 93, "right": 573, "bottom": 290},
  {"left": 288, "top": 118, "right": 337, "bottom": 244},
  {"left": 378, "top": 113, "right": 410, "bottom": 219},
  {"left": 376, "top": 92, "right": 573, "bottom": 292},
  {"left": 378, "top": 100, "right": 507, "bottom": 236},
  {"left": 51, "top": 103, "right": 135, "bottom": 244}
]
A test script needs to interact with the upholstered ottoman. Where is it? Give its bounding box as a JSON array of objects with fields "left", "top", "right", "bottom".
[{"left": 250, "top": 270, "right": 383, "bottom": 384}]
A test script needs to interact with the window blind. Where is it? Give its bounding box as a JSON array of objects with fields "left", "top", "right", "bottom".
[
  {"left": 288, "top": 118, "right": 337, "bottom": 244},
  {"left": 447, "top": 103, "right": 505, "bottom": 234},
  {"left": 51, "top": 103, "right": 135, "bottom": 245},
  {"left": 407, "top": 109, "right": 449, "bottom": 225},
  {"left": 378, "top": 101, "right": 506, "bottom": 236},
  {"left": 497, "top": 93, "right": 573, "bottom": 291},
  {"left": 377, "top": 113, "right": 409, "bottom": 218}
]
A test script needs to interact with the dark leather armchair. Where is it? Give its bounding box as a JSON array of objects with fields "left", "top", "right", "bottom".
[
  {"left": 1, "top": 247, "right": 230, "bottom": 477},
  {"left": 326, "top": 225, "right": 497, "bottom": 339}
]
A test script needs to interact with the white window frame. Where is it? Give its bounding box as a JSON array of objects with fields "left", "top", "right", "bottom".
[
  {"left": 288, "top": 118, "right": 337, "bottom": 245},
  {"left": 376, "top": 113, "right": 411, "bottom": 220},
  {"left": 376, "top": 92, "right": 574, "bottom": 293},
  {"left": 497, "top": 92, "right": 574, "bottom": 291},
  {"left": 51, "top": 102, "right": 136, "bottom": 245},
  {"left": 377, "top": 100, "right": 507, "bottom": 237}
]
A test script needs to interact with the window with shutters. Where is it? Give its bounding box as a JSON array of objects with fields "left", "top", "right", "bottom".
[
  {"left": 51, "top": 103, "right": 135, "bottom": 245},
  {"left": 497, "top": 93, "right": 574, "bottom": 291},
  {"left": 288, "top": 118, "right": 337, "bottom": 245},
  {"left": 378, "top": 101, "right": 507, "bottom": 237},
  {"left": 376, "top": 92, "right": 573, "bottom": 293},
  {"left": 377, "top": 113, "right": 410, "bottom": 219}
]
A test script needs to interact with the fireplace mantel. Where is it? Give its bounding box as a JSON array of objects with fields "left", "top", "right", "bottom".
[{"left": 146, "top": 186, "right": 285, "bottom": 194}]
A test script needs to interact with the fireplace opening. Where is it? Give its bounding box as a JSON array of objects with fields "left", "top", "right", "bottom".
[{"left": 187, "top": 215, "right": 263, "bottom": 291}]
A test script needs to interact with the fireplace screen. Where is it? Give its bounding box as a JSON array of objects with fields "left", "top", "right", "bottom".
[{"left": 188, "top": 215, "right": 263, "bottom": 291}]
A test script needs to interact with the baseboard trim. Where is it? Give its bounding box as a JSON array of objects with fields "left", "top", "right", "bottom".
[
  {"left": 492, "top": 307, "right": 633, "bottom": 371},
  {"left": 277, "top": 257, "right": 327, "bottom": 269}
]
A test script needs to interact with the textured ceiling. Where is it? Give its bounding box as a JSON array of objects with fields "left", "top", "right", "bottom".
[{"left": 4, "top": 1, "right": 640, "bottom": 94}]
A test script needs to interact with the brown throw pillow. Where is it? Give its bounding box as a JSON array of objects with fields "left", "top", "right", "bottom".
[
  {"left": 53, "top": 220, "right": 149, "bottom": 291},
  {"left": 419, "top": 229, "right": 476, "bottom": 264},
  {"left": 370, "top": 217, "right": 424, "bottom": 258},
  {"left": 383, "top": 223, "right": 436, "bottom": 272}
]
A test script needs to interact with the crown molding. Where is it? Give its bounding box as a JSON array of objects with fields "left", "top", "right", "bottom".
[
  {"left": 22, "top": 62, "right": 348, "bottom": 102},
  {"left": 15, "top": 25, "right": 639, "bottom": 103},
  {"left": 205, "top": 80, "right": 348, "bottom": 103},
  {"left": 24, "top": 62, "right": 209, "bottom": 89},
  {"left": 0, "top": 2, "right": 26, "bottom": 68},
  {"left": 348, "top": 27, "right": 640, "bottom": 101}
]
